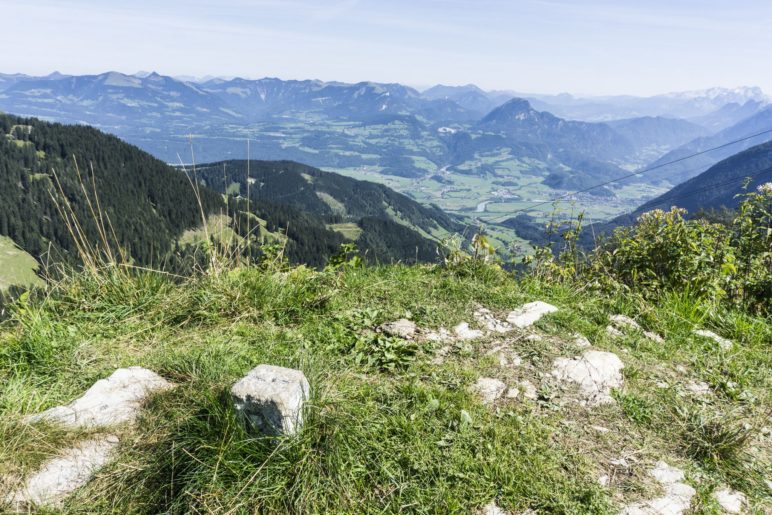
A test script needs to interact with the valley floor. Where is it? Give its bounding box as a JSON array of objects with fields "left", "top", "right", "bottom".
[{"left": 0, "top": 264, "right": 769, "bottom": 513}]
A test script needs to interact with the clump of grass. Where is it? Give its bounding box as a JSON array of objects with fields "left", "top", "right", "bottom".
[{"left": 675, "top": 406, "right": 761, "bottom": 488}]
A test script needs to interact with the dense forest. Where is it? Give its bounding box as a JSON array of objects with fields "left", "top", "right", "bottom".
[
  {"left": 0, "top": 114, "right": 223, "bottom": 267},
  {"left": 194, "top": 159, "right": 461, "bottom": 234}
]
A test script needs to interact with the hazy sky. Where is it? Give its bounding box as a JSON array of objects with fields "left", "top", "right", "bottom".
[{"left": 3, "top": 0, "right": 771, "bottom": 96}]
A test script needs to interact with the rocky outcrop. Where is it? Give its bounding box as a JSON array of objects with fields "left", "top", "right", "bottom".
[
  {"left": 26, "top": 367, "right": 173, "bottom": 429},
  {"left": 5, "top": 435, "right": 119, "bottom": 509},
  {"left": 551, "top": 350, "right": 624, "bottom": 406},
  {"left": 620, "top": 461, "right": 695, "bottom": 515},
  {"left": 506, "top": 301, "right": 558, "bottom": 328}
]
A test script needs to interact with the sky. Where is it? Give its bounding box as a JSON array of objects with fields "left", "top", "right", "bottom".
[{"left": 3, "top": 0, "right": 771, "bottom": 96}]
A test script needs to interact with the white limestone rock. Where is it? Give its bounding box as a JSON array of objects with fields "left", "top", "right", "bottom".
[
  {"left": 506, "top": 301, "right": 558, "bottom": 328},
  {"left": 574, "top": 334, "right": 592, "bottom": 348},
  {"left": 26, "top": 367, "right": 173, "bottom": 429},
  {"left": 453, "top": 322, "right": 484, "bottom": 340},
  {"left": 5, "top": 435, "right": 119, "bottom": 509},
  {"left": 685, "top": 381, "right": 711, "bottom": 397},
  {"left": 620, "top": 461, "right": 696, "bottom": 515},
  {"left": 470, "top": 377, "right": 506, "bottom": 405},
  {"left": 518, "top": 380, "right": 538, "bottom": 400},
  {"left": 606, "top": 325, "right": 624, "bottom": 338},
  {"left": 551, "top": 350, "right": 624, "bottom": 406},
  {"left": 379, "top": 319, "right": 418, "bottom": 339},
  {"left": 231, "top": 365, "right": 310, "bottom": 436},
  {"left": 425, "top": 327, "right": 452, "bottom": 342},
  {"left": 480, "top": 501, "right": 510, "bottom": 515},
  {"left": 610, "top": 315, "right": 642, "bottom": 331},
  {"left": 711, "top": 487, "right": 746, "bottom": 514},
  {"left": 474, "top": 308, "right": 513, "bottom": 333},
  {"left": 693, "top": 329, "right": 733, "bottom": 351}
]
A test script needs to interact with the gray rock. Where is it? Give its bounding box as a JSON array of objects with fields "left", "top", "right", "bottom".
[
  {"left": 606, "top": 325, "right": 624, "bottom": 338},
  {"left": 620, "top": 461, "right": 695, "bottom": 515},
  {"left": 474, "top": 308, "right": 513, "bottom": 333},
  {"left": 506, "top": 301, "right": 558, "bottom": 328},
  {"left": 5, "top": 435, "right": 119, "bottom": 509},
  {"left": 379, "top": 319, "right": 418, "bottom": 339},
  {"left": 26, "top": 367, "right": 173, "bottom": 428},
  {"left": 574, "top": 334, "right": 592, "bottom": 348},
  {"left": 610, "top": 314, "right": 641, "bottom": 331},
  {"left": 480, "top": 501, "right": 510, "bottom": 515},
  {"left": 518, "top": 380, "right": 538, "bottom": 400},
  {"left": 693, "top": 329, "right": 732, "bottom": 350},
  {"left": 551, "top": 350, "right": 624, "bottom": 406},
  {"left": 711, "top": 487, "right": 746, "bottom": 514},
  {"left": 470, "top": 377, "right": 506, "bottom": 405},
  {"left": 453, "top": 322, "right": 484, "bottom": 340},
  {"left": 231, "top": 365, "right": 310, "bottom": 436}
]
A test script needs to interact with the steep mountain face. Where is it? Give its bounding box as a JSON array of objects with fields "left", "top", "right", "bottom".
[
  {"left": 611, "top": 140, "right": 772, "bottom": 225},
  {"left": 642, "top": 106, "right": 772, "bottom": 185},
  {"left": 688, "top": 100, "right": 767, "bottom": 131},
  {"left": 477, "top": 98, "right": 635, "bottom": 162}
]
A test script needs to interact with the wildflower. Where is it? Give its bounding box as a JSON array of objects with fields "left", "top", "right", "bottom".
[{"left": 756, "top": 182, "right": 772, "bottom": 194}]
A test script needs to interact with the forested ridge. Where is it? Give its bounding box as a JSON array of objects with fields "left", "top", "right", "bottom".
[
  {"left": 0, "top": 114, "right": 223, "bottom": 266},
  {"left": 0, "top": 115, "right": 457, "bottom": 277}
]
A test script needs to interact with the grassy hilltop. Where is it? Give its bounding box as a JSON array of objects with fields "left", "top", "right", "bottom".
[{"left": 0, "top": 250, "right": 769, "bottom": 512}]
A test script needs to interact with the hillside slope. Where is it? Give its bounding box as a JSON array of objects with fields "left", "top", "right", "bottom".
[
  {"left": 612, "top": 140, "right": 772, "bottom": 224},
  {"left": 0, "top": 263, "right": 768, "bottom": 512},
  {"left": 0, "top": 113, "right": 224, "bottom": 267}
]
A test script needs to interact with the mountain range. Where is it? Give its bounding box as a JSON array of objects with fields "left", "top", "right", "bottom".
[{"left": 1, "top": 71, "right": 771, "bottom": 238}]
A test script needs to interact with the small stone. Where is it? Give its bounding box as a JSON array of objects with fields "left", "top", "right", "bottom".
[
  {"left": 231, "top": 365, "right": 310, "bottom": 436},
  {"left": 479, "top": 501, "right": 510, "bottom": 515},
  {"left": 506, "top": 301, "right": 558, "bottom": 328},
  {"left": 609, "top": 458, "right": 630, "bottom": 468},
  {"left": 430, "top": 345, "right": 452, "bottom": 365},
  {"left": 425, "top": 327, "right": 452, "bottom": 342},
  {"left": 693, "top": 329, "right": 732, "bottom": 351},
  {"left": 505, "top": 387, "right": 520, "bottom": 399},
  {"left": 656, "top": 381, "right": 670, "bottom": 389},
  {"left": 525, "top": 333, "right": 543, "bottom": 342},
  {"left": 711, "top": 487, "right": 746, "bottom": 514},
  {"left": 685, "top": 381, "right": 711, "bottom": 396},
  {"left": 573, "top": 334, "right": 592, "bottom": 348},
  {"left": 591, "top": 425, "right": 610, "bottom": 433},
  {"left": 606, "top": 325, "right": 624, "bottom": 338},
  {"left": 598, "top": 474, "right": 610, "bottom": 486},
  {"left": 609, "top": 314, "right": 642, "bottom": 331},
  {"left": 453, "top": 322, "right": 484, "bottom": 340},
  {"left": 650, "top": 461, "right": 684, "bottom": 485},
  {"left": 474, "top": 308, "right": 513, "bottom": 333},
  {"left": 470, "top": 377, "right": 506, "bottom": 405},
  {"left": 676, "top": 365, "right": 688, "bottom": 374},
  {"left": 551, "top": 350, "right": 624, "bottom": 406},
  {"left": 379, "top": 319, "right": 417, "bottom": 339},
  {"left": 519, "top": 380, "right": 538, "bottom": 400},
  {"left": 26, "top": 367, "right": 173, "bottom": 429},
  {"left": 5, "top": 435, "right": 119, "bottom": 508},
  {"left": 644, "top": 331, "right": 664, "bottom": 344}
]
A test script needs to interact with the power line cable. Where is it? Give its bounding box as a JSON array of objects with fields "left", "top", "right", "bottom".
[{"left": 493, "top": 127, "right": 772, "bottom": 219}]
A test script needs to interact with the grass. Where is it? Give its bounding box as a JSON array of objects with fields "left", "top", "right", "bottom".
[
  {"left": 0, "top": 236, "right": 44, "bottom": 292},
  {"left": 0, "top": 264, "right": 769, "bottom": 513}
]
